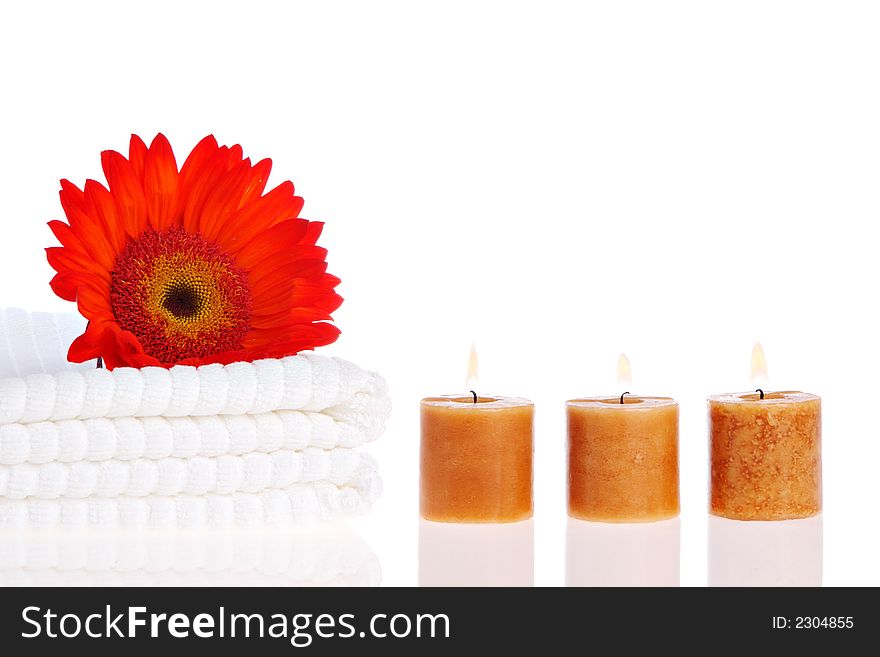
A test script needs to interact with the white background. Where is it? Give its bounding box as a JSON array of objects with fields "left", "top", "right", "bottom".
[{"left": 1, "top": 0, "right": 878, "bottom": 586}]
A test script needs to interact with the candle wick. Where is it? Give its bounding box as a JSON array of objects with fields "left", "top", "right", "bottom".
[
  {"left": 469, "top": 390, "right": 478, "bottom": 404},
  {"left": 755, "top": 388, "right": 765, "bottom": 400},
  {"left": 620, "top": 391, "right": 630, "bottom": 404}
]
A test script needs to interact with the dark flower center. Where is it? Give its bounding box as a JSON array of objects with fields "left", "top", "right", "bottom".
[
  {"left": 109, "top": 226, "right": 252, "bottom": 365},
  {"left": 163, "top": 282, "right": 202, "bottom": 319}
]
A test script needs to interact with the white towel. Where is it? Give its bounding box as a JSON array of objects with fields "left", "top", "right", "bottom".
[
  {"left": 0, "top": 406, "right": 386, "bottom": 466},
  {"left": 0, "top": 353, "right": 387, "bottom": 424},
  {"left": 0, "top": 448, "right": 370, "bottom": 499},
  {"left": 0, "top": 524, "right": 381, "bottom": 586},
  {"left": 0, "top": 308, "right": 390, "bottom": 527},
  {"left": 0, "top": 308, "right": 96, "bottom": 378},
  {"left": 0, "top": 455, "right": 380, "bottom": 528}
]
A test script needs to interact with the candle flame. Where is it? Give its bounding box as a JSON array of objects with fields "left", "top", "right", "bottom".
[
  {"left": 466, "top": 342, "right": 480, "bottom": 391},
  {"left": 751, "top": 341, "right": 768, "bottom": 388},
  {"left": 617, "top": 352, "right": 632, "bottom": 387}
]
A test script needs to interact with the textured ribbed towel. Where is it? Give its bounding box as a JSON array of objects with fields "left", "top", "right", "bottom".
[
  {"left": 0, "top": 448, "right": 370, "bottom": 499},
  {"left": 0, "top": 455, "right": 380, "bottom": 528},
  {"left": 0, "top": 353, "right": 388, "bottom": 424},
  {"left": 0, "top": 308, "right": 97, "bottom": 378},
  {"left": 0, "top": 407, "right": 385, "bottom": 466},
  {"left": 0, "top": 308, "right": 390, "bottom": 527}
]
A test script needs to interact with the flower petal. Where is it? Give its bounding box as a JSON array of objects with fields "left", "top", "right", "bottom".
[
  {"left": 49, "top": 273, "right": 77, "bottom": 302},
  {"left": 215, "top": 182, "right": 304, "bottom": 254},
  {"left": 226, "top": 144, "right": 243, "bottom": 167},
  {"left": 84, "top": 179, "right": 126, "bottom": 254},
  {"left": 67, "top": 323, "right": 105, "bottom": 363},
  {"left": 239, "top": 158, "right": 272, "bottom": 208},
  {"left": 179, "top": 135, "right": 219, "bottom": 187},
  {"left": 59, "top": 180, "right": 116, "bottom": 271},
  {"left": 180, "top": 148, "right": 231, "bottom": 234},
  {"left": 143, "top": 133, "right": 180, "bottom": 231},
  {"left": 197, "top": 158, "right": 253, "bottom": 240},
  {"left": 101, "top": 149, "right": 147, "bottom": 238},
  {"left": 233, "top": 218, "right": 311, "bottom": 269},
  {"left": 45, "top": 247, "right": 111, "bottom": 284},
  {"left": 48, "top": 220, "right": 87, "bottom": 253},
  {"left": 128, "top": 134, "right": 148, "bottom": 182}
]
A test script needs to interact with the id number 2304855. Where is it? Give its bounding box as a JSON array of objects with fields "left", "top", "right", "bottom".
[{"left": 772, "top": 617, "right": 854, "bottom": 629}]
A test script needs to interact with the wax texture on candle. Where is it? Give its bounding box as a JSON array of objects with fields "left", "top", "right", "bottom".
[
  {"left": 566, "top": 397, "right": 680, "bottom": 523},
  {"left": 420, "top": 396, "right": 533, "bottom": 523},
  {"left": 709, "top": 391, "right": 821, "bottom": 521}
]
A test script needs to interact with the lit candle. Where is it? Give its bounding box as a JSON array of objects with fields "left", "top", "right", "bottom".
[
  {"left": 566, "top": 354, "right": 680, "bottom": 522},
  {"left": 708, "top": 343, "right": 821, "bottom": 521},
  {"left": 420, "top": 345, "right": 534, "bottom": 523}
]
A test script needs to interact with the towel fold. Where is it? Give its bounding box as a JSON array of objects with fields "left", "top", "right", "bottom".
[
  {"left": 0, "top": 447, "right": 371, "bottom": 499},
  {"left": 0, "top": 455, "right": 380, "bottom": 528},
  {"left": 0, "top": 353, "right": 387, "bottom": 425},
  {"left": 0, "top": 405, "right": 386, "bottom": 466}
]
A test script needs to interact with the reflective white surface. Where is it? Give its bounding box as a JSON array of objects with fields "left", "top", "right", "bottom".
[
  {"left": 566, "top": 517, "right": 680, "bottom": 587},
  {"left": 0, "top": 523, "right": 380, "bottom": 587},
  {"left": 708, "top": 515, "right": 822, "bottom": 587},
  {"left": 418, "top": 519, "right": 534, "bottom": 586}
]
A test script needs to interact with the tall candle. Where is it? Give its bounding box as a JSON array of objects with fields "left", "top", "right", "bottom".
[
  {"left": 420, "top": 395, "right": 534, "bottom": 523},
  {"left": 567, "top": 396, "right": 679, "bottom": 522},
  {"left": 708, "top": 391, "right": 821, "bottom": 520}
]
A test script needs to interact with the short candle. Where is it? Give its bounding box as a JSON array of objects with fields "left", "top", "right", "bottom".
[
  {"left": 566, "top": 396, "right": 680, "bottom": 522},
  {"left": 708, "top": 390, "right": 821, "bottom": 520},
  {"left": 420, "top": 395, "right": 534, "bottom": 523}
]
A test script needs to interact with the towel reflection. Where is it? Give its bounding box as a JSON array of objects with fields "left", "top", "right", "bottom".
[
  {"left": 709, "top": 514, "right": 822, "bottom": 587},
  {"left": 566, "top": 517, "right": 680, "bottom": 587},
  {"left": 0, "top": 523, "right": 380, "bottom": 587},
  {"left": 419, "top": 519, "right": 534, "bottom": 586}
]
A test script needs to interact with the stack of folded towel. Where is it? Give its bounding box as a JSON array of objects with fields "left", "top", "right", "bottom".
[{"left": 0, "top": 309, "right": 390, "bottom": 528}]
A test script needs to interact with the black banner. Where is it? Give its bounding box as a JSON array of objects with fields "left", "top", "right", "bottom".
[{"left": 0, "top": 587, "right": 870, "bottom": 654}]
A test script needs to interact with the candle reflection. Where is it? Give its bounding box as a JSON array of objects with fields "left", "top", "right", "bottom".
[
  {"left": 419, "top": 519, "right": 534, "bottom": 586},
  {"left": 709, "top": 515, "right": 822, "bottom": 586},
  {"left": 566, "top": 517, "right": 680, "bottom": 587},
  {"left": 0, "top": 523, "right": 380, "bottom": 587}
]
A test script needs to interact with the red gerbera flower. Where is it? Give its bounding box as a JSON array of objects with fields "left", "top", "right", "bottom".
[{"left": 47, "top": 134, "right": 342, "bottom": 369}]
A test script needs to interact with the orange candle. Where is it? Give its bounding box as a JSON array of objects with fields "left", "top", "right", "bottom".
[
  {"left": 420, "top": 395, "right": 534, "bottom": 523},
  {"left": 567, "top": 396, "right": 679, "bottom": 522},
  {"left": 708, "top": 391, "right": 821, "bottom": 520}
]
